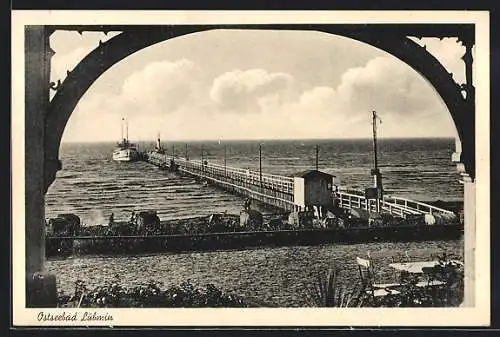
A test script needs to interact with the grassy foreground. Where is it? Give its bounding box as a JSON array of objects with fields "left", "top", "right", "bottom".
[{"left": 57, "top": 254, "right": 463, "bottom": 308}]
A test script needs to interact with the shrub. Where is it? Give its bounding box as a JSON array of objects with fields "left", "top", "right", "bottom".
[
  {"left": 376, "top": 253, "right": 464, "bottom": 307},
  {"left": 57, "top": 280, "right": 250, "bottom": 308},
  {"left": 310, "top": 253, "right": 464, "bottom": 308}
]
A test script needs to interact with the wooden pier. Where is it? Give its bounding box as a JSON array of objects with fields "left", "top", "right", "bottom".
[
  {"left": 147, "top": 151, "right": 295, "bottom": 211},
  {"left": 143, "top": 151, "right": 456, "bottom": 219}
]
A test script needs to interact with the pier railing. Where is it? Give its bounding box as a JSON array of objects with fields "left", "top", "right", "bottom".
[
  {"left": 336, "top": 190, "right": 419, "bottom": 217},
  {"left": 148, "top": 152, "right": 295, "bottom": 210},
  {"left": 146, "top": 152, "right": 456, "bottom": 218},
  {"left": 336, "top": 187, "right": 456, "bottom": 218}
]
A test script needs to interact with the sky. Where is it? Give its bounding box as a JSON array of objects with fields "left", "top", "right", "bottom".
[{"left": 49, "top": 29, "right": 467, "bottom": 143}]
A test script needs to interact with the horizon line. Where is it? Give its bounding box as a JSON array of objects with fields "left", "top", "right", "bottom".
[{"left": 61, "top": 136, "right": 456, "bottom": 144}]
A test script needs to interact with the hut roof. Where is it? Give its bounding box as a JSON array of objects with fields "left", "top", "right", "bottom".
[{"left": 293, "top": 169, "right": 335, "bottom": 179}]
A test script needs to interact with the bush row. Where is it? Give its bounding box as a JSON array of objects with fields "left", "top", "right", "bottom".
[{"left": 58, "top": 280, "right": 250, "bottom": 308}]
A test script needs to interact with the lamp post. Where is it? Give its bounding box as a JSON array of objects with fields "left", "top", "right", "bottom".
[
  {"left": 201, "top": 144, "right": 205, "bottom": 174},
  {"left": 259, "top": 143, "right": 263, "bottom": 189},
  {"left": 224, "top": 143, "right": 227, "bottom": 178},
  {"left": 371, "top": 111, "right": 383, "bottom": 212}
]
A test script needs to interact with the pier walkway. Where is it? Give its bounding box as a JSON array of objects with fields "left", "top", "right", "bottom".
[{"left": 144, "top": 151, "right": 456, "bottom": 219}]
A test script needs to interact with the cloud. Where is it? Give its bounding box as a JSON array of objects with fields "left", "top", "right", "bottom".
[
  {"left": 52, "top": 29, "right": 461, "bottom": 142},
  {"left": 209, "top": 69, "right": 293, "bottom": 113},
  {"left": 65, "top": 59, "right": 205, "bottom": 142},
  {"left": 297, "top": 86, "right": 337, "bottom": 116},
  {"left": 121, "top": 59, "right": 200, "bottom": 115},
  {"left": 334, "top": 56, "right": 443, "bottom": 119},
  {"left": 64, "top": 54, "right": 457, "bottom": 142},
  {"left": 247, "top": 56, "right": 457, "bottom": 139}
]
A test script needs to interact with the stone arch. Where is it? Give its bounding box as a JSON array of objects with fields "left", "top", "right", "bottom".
[{"left": 45, "top": 25, "right": 474, "bottom": 192}]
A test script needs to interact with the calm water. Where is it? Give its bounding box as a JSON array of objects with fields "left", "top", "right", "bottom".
[{"left": 45, "top": 138, "right": 463, "bottom": 306}]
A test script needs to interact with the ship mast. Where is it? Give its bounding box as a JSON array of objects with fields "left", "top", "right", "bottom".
[
  {"left": 121, "top": 118, "right": 124, "bottom": 142},
  {"left": 125, "top": 118, "right": 129, "bottom": 144}
]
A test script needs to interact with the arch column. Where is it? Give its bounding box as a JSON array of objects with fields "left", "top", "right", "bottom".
[
  {"left": 462, "top": 175, "right": 475, "bottom": 307},
  {"left": 25, "top": 26, "right": 57, "bottom": 307},
  {"left": 454, "top": 34, "right": 475, "bottom": 307}
]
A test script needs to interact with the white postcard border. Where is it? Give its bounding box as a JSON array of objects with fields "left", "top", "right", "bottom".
[{"left": 11, "top": 10, "right": 491, "bottom": 327}]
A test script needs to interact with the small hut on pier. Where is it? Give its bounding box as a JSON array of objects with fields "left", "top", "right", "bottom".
[
  {"left": 293, "top": 170, "right": 336, "bottom": 211},
  {"left": 290, "top": 170, "right": 336, "bottom": 228}
]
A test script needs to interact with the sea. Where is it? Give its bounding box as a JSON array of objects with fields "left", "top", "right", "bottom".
[
  {"left": 45, "top": 138, "right": 463, "bottom": 223},
  {"left": 45, "top": 138, "right": 464, "bottom": 306}
]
